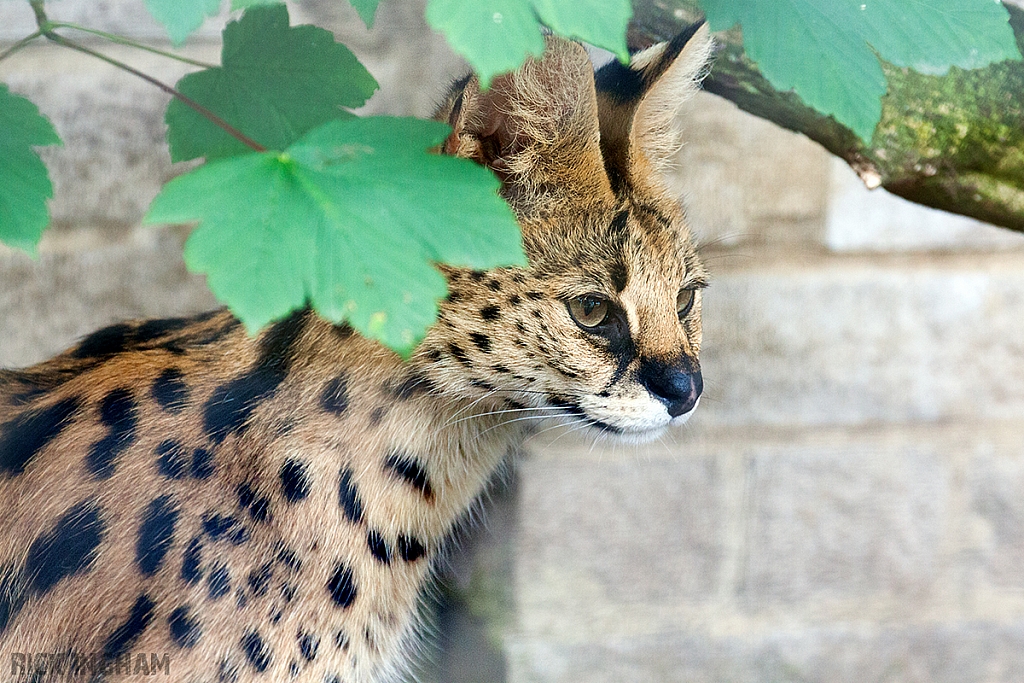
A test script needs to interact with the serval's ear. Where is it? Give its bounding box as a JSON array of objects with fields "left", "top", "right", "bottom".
[
  {"left": 435, "top": 37, "right": 614, "bottom": 214},
  {"left": 594, "top": 23, "right": 714, "bottom": 191}
]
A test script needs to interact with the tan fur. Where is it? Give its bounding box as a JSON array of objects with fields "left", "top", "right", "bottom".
[{"left": 0, "top": 27, "right": 713, "bottom": 683}]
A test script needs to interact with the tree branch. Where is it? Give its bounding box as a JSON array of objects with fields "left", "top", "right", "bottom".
[{"left": 630, "top": 1, "right": 1024, "bottom": 232}]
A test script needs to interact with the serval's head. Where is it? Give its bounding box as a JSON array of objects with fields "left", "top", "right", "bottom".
[{"left": 421, "top": 25, "right": 714, "bottom": 442}]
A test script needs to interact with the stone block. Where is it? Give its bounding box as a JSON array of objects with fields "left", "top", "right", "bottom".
[
  {"left": 970, "top": 448, "right": 1024, "bottom": 591},
  {"left": 697, "top": 252, "right": 1024, "bottom": 427},
  {"left": 512, "top": 424, "right": 1024, "bottom": 652},
  {"left": 825, "top": 159, "right": 1024, "bottom": 252},
  {"left": 0, "top": 226, "right": 216, "bottom": 368},
  {"left": 507, "top": 621, "right": 1024, "bottom": 683},
  {"left": 515, "top": 439, "right": 724, "bottom": 642},
  {"left": 740, "top": 434, "right": 948, "bottom": 606},
  {"left": 665, "top": 92, "right": 832, "bottom": 249}
]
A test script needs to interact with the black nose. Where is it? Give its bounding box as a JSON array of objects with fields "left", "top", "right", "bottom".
[{"left": 639, "top": 359, "right": 703, "bottom": 418}]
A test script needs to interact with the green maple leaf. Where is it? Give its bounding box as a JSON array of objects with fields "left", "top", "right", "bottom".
[
  {"left": 230, "top": 0, "right": 282, "bottom": 8},
  {"left": 144, "top": 0, "right": 220, "bottom": 45},
  {"left": 166, "top": 4, "right": 378, "bottom": 162},
  {"left": 145, "top": 117, "right": 525, "bottom": 356},
  {"left": 427, "top": 0, "right": 631, "bottom": 86},
  {"left": 700, "top": 0, "right": 1022, "bottom": 142},
  {"left": 348, "top": 0, "right": 381, "bottom": 27},
  {"left": 0, "top": 85, "right": 62, "bottom": 256}
]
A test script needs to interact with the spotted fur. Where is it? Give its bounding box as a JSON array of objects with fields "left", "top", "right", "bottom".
[{"left": 0, "top": 25, "right": 712, "bottom": 683}]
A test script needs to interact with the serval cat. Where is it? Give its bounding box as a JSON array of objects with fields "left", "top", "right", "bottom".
[{"left": 0, "top": 23, "right": 713, "bottom": 683}]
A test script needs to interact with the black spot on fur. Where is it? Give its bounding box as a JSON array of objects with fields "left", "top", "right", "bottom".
[
  {"left": 367, "top": 530, "right": 391, "bottom": 565},
  {"left": 492, "top": 364, "right": 511, "bottom": 374},
  {"left": 383, "top": 451, "right": 434, "bottom": 501},
  {"left": 202, "top": 513, "right": 249, "bottom": 545},
  {"left": 238, "top": 482, "right": 256, "bottom": 508},
  {"left": 181, "top": 537, "right": 203, "bottom": 585},
  {"left": 191, "top": 448, "right": 215, "bottom": 479},
  {"left": 333, "top": 323, "right": 353, "bottom": 339},
  {"left": 338, "top": 468, "right": 364, "bottom": 524},
  {"left": 335, "top": 630, "right": 349, "bottom": 650},
  {"left": 397, "top": 534, "right": 426, "bottom": 562},
  {"left": 290, "top": 661, "right": 300, "bottom": 677},
  {"left": 9, "top": 383, "right": 49, "bottom": 407},
  {"left": 470, "top": 378, "right": 496, "bottom": 391},
  {"left": 237, "top": 483, "right": 272, "bottom": 523},
  {"left": 156, "top": 440, "right": 188, "bottom": 479},
  {"left": 277, "top": 548, "right": 302, "bottom": 572},
  {"left": 177, "top": 314, "right": 241, "bottom": 351},
  {"left": 169, "top": 605, "right": 201, "bottom": 648},
  {"left": 218, "top": 658, "right": 240, "bottom": 683},
  {"left": 468, "top": 270, "right": 486, "bottom": 282},
  {"left": 151, "top": 368, "right": 189, "bottom": 413},
  {"left": 364, "top": 625, "right": 378, "bottom": 652},
  {"left": 208, "top": 562, "right": 231, "bottom": 600},
  {"left": 447, "top": 342, "right": 471, "bottom": 366},
  {"left": 327, "top": 562, "right": 357, "bottom": 608},
  {"left": 509, "top": 294, "right": 522, "bottom": 306},
  {"left": 0, "top": 565, "right": 26, "bottom": 635},
  {"left": 319, "top": 374, "right": 349, "bottom": 415},
  {"left": 369, "top": 406, "right": 387, "bottom": 425},
  {"left": 388, "top": 371, "right": 434, "bottom": 399},
  {"left": 480, "top": 304, "right": 501, "bottom": 320},
  {"left": 241, "top": 630, "right": 272, "bottom": 673},
  {"left": 281, "top": 584, "right": 296, "bottom": 603},
  {"left": 487, "top": 278, "right": 502, "bottom": 291},
  {"left": 608, "top": 214, "right": 630, "bottom": 292},
  {"left": 555, "top": 366, "right": 580, "bottom": 379},
  {"left": 445, "top": 289, "right": 462, "bottom": 303},
  {"left": 325, "top": 676, "right": 341, "bottom": 683},
  {"left": 0, "top": 396, "right": 81, "bottom": 476},
  {"left": 469, "top": 332, "right": 492, "bottom": 353},
  {"left": 103, "top": 594, "right": 155, "bottom": 659},
  {"left": 136, "top": 495, "right": 179, "bottom": 576},
  {"left": 298, "top": 633, "right": 319, "bottom": 662},
  {"left": 87, "top": 388, "right": 138, "bottom": 479},
  {"left": 73, "top": 324, "right": 131, "bottom": 360},
  {"left": 280, "top": 459, "right": 311, "bottom": 503},
  {"left": 247, "top": 563, "right": 273, "bottom": 597},
  {"left": 525, "top": 291, "right": 543, "bottom": 300},
  {"left": 203, "top": 310, "right": 305, "bottom": 444},
  {"left": 136, "top": 316, "right": 194, "bottom": 343},
  {"left": 25, "top": 500, "right": 104, "bottom": 595}
]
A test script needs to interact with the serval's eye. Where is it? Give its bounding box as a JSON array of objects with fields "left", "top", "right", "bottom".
[
  {"left": 676, "top": 289, "right": 695, "bottom": 320},
  {"left": 567, "top": 295, "right": 609, "bottom": 328}
]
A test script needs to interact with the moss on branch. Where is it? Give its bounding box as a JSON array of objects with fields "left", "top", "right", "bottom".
[{"left": 630, "top": 1, "right": 1024, "bottom": 232}]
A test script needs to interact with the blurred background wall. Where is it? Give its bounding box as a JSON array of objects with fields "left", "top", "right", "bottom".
[{"left": 3, "top": 2, "right": 1024, "bottom": 681}]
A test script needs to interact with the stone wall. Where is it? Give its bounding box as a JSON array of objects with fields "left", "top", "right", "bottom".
[{"left": 3, "top": 2, "right": 1024, "bottom": 682}]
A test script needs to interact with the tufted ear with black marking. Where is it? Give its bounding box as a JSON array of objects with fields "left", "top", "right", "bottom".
[
  {"left": 594, "top": 23, "right": 714, "bottom": 192},
  {"left": 435, "top": 37, "right": 614, "bottom": 214}
]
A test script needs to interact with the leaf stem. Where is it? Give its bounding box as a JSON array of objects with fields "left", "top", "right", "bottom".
[
  {"left": 44, "top": 33, "right": 267, "bottom": 153},
  {"left": 29, "top": 0, "right": 48, "bottom": 29},
  {"left": 0, "top": 30, "right": 42, "bottom": 63},
  {"left": 47, "top": 22, "right": 218, "bottom": 69}
]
